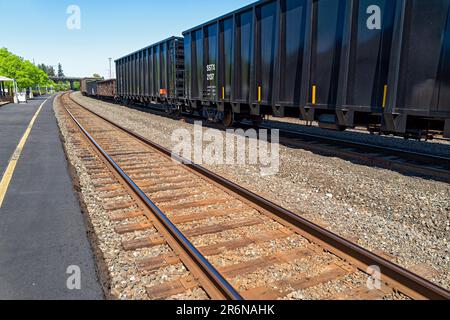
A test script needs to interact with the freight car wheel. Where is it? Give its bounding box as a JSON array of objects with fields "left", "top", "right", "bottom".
[
  {"left": 173, "top": 106, "right": 182, "bottom": 118},
  {"left": 222, "top": 109, "right": 235, "bottom": 128}
]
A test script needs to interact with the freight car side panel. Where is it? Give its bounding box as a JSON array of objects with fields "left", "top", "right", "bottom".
[
  {"left": 277, "top": 0, "right": 308, "bottom": 106},
  {"left": 139, "top": 51, "right": 143, "bottom": 97},
  {"left": 339, "top": 0, "right": 397, "bottom": 113},
  {"left": 219, "top": 18, "right": 233, "bottom": 101},
  {"left": 235, "top": 10, "right": 253, "bottom": 103},
  {"left": 155, "top": 46, "right": 161, "bottom": 97},
  {"left": 116, "top": 61, "right": 121, "bottom": 95},
  {"left": 393, "top": 0, "right": 450, "bottom": 117},
  {"left": 97, "top": 80, "right": 116, "bottom": 98},
  {"left": 255, "top": 1, "right": 278, "bottom": 105},
  {"left": 184, "top": 34, "right": 192, "bottom": 99},
  {"left": 307, "top": 0, "right": 347, "bottom": 109},
  {"left": 193, "top": 29, "right": 204, "bottom": 100},
  {"left": 440, "top": 7, "right": 450, "bottom": 110},
  {"left": 161, "top": 42, "right": 168, "bottom": 97},
  {"left": 148, "top": 48, "right": 154, "bottom": 97},
  {"left": 86, "top": 81, "right": 98, "bottom": 96},
  {"left": 115, "top": 37, "right": 184, "bottom": 102},
  {"left": 144, "top": 49, "right": 148, "bottom": 96},
  {"left": 205, "top": 24, "right": 218, "bottom": 101}
]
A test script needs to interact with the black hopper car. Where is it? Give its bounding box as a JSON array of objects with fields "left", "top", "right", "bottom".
[{"left": 111, "top": 0, "right": 450, "bottom": 138}]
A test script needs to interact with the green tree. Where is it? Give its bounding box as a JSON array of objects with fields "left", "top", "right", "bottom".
[
  {"left": 57, "top": 63, "right": 64, "bottom": 77},
  {"left": 48, "top": 66, "right": 55, "bottom": 77},
  {"left": 38, "top": 63, "right": 56, "bottom": 77},
  {"left": 0, "top": 47, "right": 54, "bottom": 90}
]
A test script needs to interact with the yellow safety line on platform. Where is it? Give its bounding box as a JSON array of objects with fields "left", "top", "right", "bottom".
[{"left": 0, "top": 98, "right": 49, "bottom": 208}]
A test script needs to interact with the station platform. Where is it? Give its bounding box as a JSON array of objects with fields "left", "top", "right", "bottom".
[{"left": 0, "top": 96, "right": 103, "bottom": 300}]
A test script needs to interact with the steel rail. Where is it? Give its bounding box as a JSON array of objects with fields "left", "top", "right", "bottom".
[
  {"left": 108, "top": 99, "right": 450, "bottom": 169},
  {"left": 100, "top": 99, "right": 450, "bottom": 181},
  {"left": 67, "top": 94, "right": 450, "bottom": 300},
  {"left": 62, "top": 99, "right": 243, "bottom": 301},
  {"left": 258, "top": 123, "right": 450, "bottom": 174}
]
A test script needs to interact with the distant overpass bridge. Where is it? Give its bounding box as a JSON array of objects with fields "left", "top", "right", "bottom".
[{"left": 49, "top": 77, "right": 82, "bottom": 90}]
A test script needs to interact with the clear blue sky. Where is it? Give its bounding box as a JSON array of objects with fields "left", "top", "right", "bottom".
[{"left": 0, "top": 0, "right": 255, "bottom": 78}]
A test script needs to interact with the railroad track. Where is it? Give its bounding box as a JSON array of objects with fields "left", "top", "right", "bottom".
[
  {"left": 255, "top": 123, "right": 450, "bottom": 184},
  {"left": 102, "top": 98, "right": 450, "bottom": 183},
  {"left": 60, "top": 92, "right": 449, "bottom": 300}
]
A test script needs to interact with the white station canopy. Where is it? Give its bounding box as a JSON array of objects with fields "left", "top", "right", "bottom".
[{"left": 0, "top": 76, "right": 15, "bottom": 82}]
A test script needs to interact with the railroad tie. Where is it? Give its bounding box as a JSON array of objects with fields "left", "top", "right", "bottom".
[
  {"left": 122, "top": 236, "right": 166, "bottom": 251},
  {"left": 146, "top": 276, "right": 198, "bottom": 300},
  {"left": 103, "top": 200, "right": 136, "bottom": 211},
  {"left": 218, "top": 247, "right": 314, "bottom": 279},
  {"left": 115, "top": 221, "right": 153, "bottom": 234},
  {"left": 170, "top": 207, "right": 240, "bottom": 224},
  {"left": 97, "top": 190, "right": 129, "bottom": 199},
  {"left": 158, "top": 198, "right": 230, "bottom": 212},
  {"left": 94, "top": 185, "right": 123, "bottom": 192},
  {"left": 141, "top": 182, "right": 200, "bottom": 194},
  {"left": 136, "top": 252, "right": 181, "bottom": 272},
  {"left": 199, "top": 229, "right": 293, "bottom": 256},
  {"left": 110, "top": 210, "right": 144, "bottom": 222},
  {"left": 183, "top": 217, "right": 263, "bottom": 238},
  {"left": 328, "top": 284, "right": 392, "bottom": 300},
  {"left": 242, "top": 262, "right": 354, "bottom": 300}
]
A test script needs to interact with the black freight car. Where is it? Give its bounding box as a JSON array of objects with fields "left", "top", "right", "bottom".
[
  {"left": 302, "top": 0, "right": 349, "bottom": 130},
  {"left": 181, "top": 0, "right": 352, "bottom": 127},
  {"left": 112, "top": 0, "right": 450, "bottom": 137},
  {"left": 335, "top": 0, "right": 400, "bottom": 132},
  {"left": 384, "top": 0, "right": 450, "bottom": 138},
  {"left": 183, "top": 0, "right": 311, "bottom": 125},
  {"left": 335, "top": 0, "right": 450, "bottom": 138},
  {"left": 115, "top": 37, "right": 184, "bottom": 108}
]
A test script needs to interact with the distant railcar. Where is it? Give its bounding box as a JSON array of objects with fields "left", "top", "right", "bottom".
[
  {"left": 85, "top": 80, "right": 98, "bottom": 97},
  {"left": 97, "top": 79, "right": 116, "bottom": 100},
  {"left": 115, "top": 37, "right": 184, "bottom": 107},
  {"left": 80, "top": 78, "right": 97, "bottom": 96}
]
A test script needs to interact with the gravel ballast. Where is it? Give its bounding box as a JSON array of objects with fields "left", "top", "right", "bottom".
[
  {"left": 70, "top": 92, "right": 450, "bottom": 291},
  {"left": 54, "top": 95, "right": 208, "bottom": 300}
]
